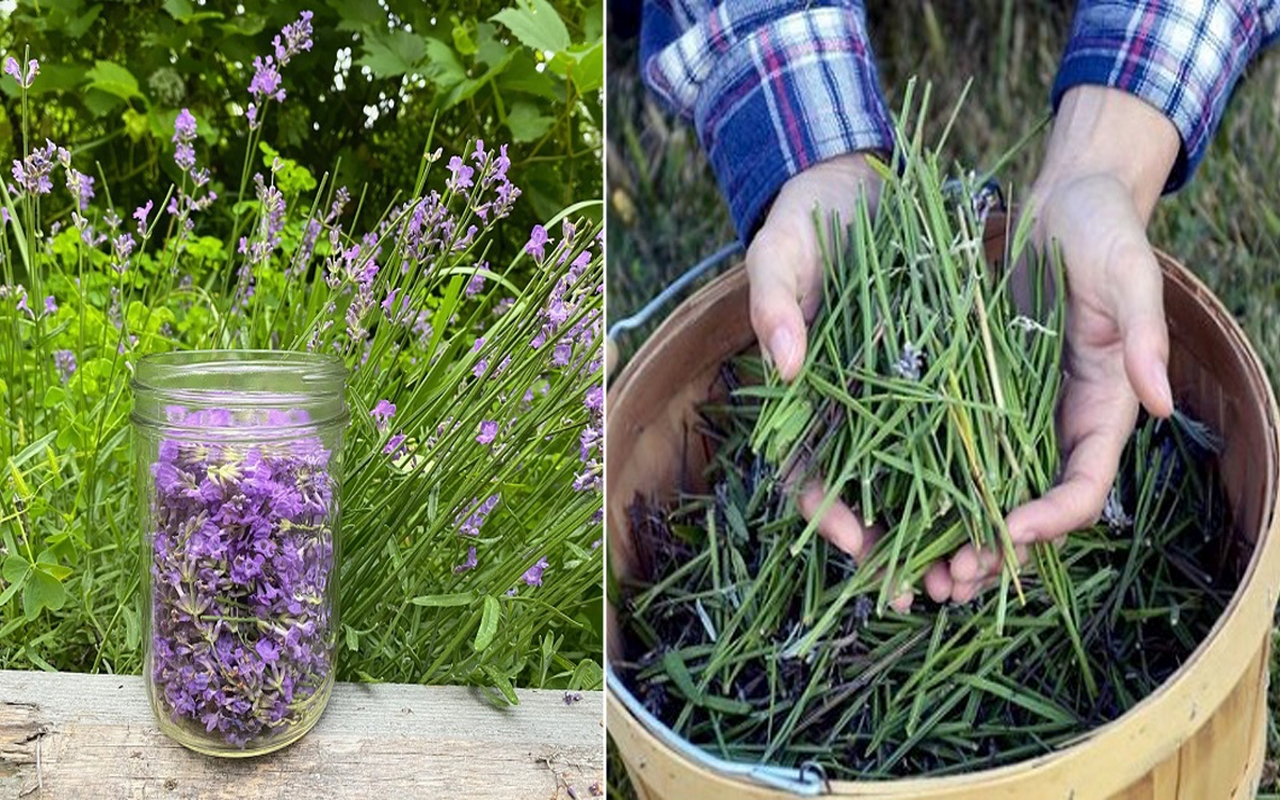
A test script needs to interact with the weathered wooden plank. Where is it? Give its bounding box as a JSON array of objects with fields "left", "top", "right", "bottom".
[{"left": 0, "top": 670, "right": 603, "bottom": 799}]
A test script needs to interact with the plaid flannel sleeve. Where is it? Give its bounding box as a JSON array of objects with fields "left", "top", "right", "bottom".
[
  {"left": 1053, "top": 0, "right": 1280, "bottom": 190},
  {"left": 640, "top": 0, "right": 895, "bottom": 240}
]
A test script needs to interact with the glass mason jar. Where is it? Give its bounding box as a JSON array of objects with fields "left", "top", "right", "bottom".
[{"left": 131, "top": 351, "right": 348, "bottom": 757}]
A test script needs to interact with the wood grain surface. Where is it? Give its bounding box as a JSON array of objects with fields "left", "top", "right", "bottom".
[{"left": 0, "top": 670, "right": 603, "bottom": 800}]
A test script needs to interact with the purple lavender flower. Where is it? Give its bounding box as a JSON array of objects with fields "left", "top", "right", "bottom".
[
  {"left": 11, "top": 140, "right": 59, "bottom": 195},
  {"left": 477, "top": 420, "right": 498, "bottom": 445},
  {"left": 53, "top": 349, "right": 76, "bottom": 382},
  {"left": 525, "top": 225, "right": 551, "bottom": 262},
  {"left": 14, "top": 288, "right": 31, "bottom": 318},
  {"left": 3, "top": 56, "right": 38, "bottom": 89},
  {"left": 112, "top": 233, "right": 136, "bottom": 274},
  {"left": 456, "top": 494, "right": 500, "bottom": 537},
  {"left": 585, "top": 385, "right": 603, "bottom": 412},
  {"left": 64, "top": 168, "right": 95, "bottom": 211},
  {"left": 148, "top": 412, "right": 336, "bottom": 749},
  {"left": 453, "top": 546, "right": 478, "bottom": 574},
  {"left": 273, "top": 11, "right": 315, "bottom": 65},
  {"left": 384, "top": 432, "right": 407, "bottom": 457},
  {"left": 134, "top": 200, "right": 154, "bottom": 231},
  {"left": 521, "top": 557, "right": 549, "bottom": 587},
  {"left": 447, "top": 156, "right": 474, "bottom": 192},
  {"left": 370, "top": 399, "right": 396, "bottom": 430},
  {"left": 466, "top": 269, "right": 486, "bottom": 297},
  {"left": 173, "top": 109, "right": 198, "bottom": 172},
  {"left": 44, "top": 295, "right": 56, "bottom": 315},
  {"left": 249, "top": 56, "right": 285, "bottom": 104}
]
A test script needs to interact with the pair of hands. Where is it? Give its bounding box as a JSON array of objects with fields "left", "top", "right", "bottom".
[{"left": 750, "top": 87, "right": 1181, "bottom": 606}]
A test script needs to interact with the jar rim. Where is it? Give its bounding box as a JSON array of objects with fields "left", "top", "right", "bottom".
[
  {"left": 132, "top": 350, "right": 348, "bottom": 434},
  {"left": 133, "top": 350, "right": 346, "bottom": 384}
]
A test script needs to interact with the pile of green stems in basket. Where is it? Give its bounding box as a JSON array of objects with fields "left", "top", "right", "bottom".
[{"left": 618, "top": 128, "right": 1239, "bottom": 778}]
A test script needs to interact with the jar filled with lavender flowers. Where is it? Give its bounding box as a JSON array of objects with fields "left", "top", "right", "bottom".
[{"left": 131, "top": 351, "right": 348, "bottom": 757}]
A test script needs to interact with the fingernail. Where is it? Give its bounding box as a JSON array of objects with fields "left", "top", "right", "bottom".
[{"left": 769, "top": 329, "right": 796, "bottom": 373}]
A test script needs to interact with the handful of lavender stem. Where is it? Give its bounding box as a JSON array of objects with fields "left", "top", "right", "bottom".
[{"left": 618, "top": 84, "right": 1238, "bottom": 777}]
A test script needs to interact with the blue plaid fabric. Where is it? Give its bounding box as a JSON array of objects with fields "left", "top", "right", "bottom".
[
  {"left": 1054, "top": 0, "right": 1280, "bottom": 189},
  {"left": 639, "top": 0, "right": 1280, "bottom": 237},
  {"left": 640, "top": 0, "right": 894, "bottom": 239}
]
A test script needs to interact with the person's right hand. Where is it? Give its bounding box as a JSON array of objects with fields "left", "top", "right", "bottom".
[
  {"left": 747, "top": 152, "right": 882, "bottom": 381},
  {"left": 747, "top": 152, "right": 922, "bottom": 607}
]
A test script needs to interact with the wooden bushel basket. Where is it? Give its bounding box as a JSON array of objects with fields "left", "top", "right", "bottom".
[{"left": 606, "top": 222, "right": 1280, "bottom": 800}]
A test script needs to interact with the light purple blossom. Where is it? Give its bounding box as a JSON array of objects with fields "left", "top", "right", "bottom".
[
  {"left": 11, "top": 140, "right": 59, "bottom": 195},
  {"left": 273, "top": 11, "right": 315, "bottom": 65},
  {"left": 44, "top": 295, "right": 56, "bottom": 315},
  {"left": 521, "top": 557, "right": 549, "bottom": 587},
  {"left": 466, "top": 269, "right": 486, "bottom": 297},
  {"left": 14, "top": 288, "right": 31, "bottom": 317},
  {"left": 53, "top": 349, "right": 76, "bottom": 382},
  {"left": 134, "top": 200, "right": 154, "bottom": 231},
  {"left": 249, "top": 56, "right": 285, "bottom": 104},
  {"left": 3, "top": 57, "right": 38, "bottom": 89},
  {"left": 453, "top": 546, "right": 478, "bottom": 574},
  {"left": 173, "top": 109, "right": 198, "bottom": 172},
  {"left": 586, "top": 385, "right": 603, "bottom": 412},
  {"left": 370, "top": 399, "right": 396, "bottom": 429},
  {"left": 64, "top": 168, "right": 95, "bottom": 211},
  {"left": 112, "top": 233, "right": 136, "bottom": 274},
  {"left": 476, "top": 420, "right": 498, "bottom": 445},
  {"left": 456, "top": 494, "right": 500, "bottom": 537},
  {"left": 524, "top": 225, "right": 551, "bottom": 262},
  {"left": 384, "top": 432, "right": 407, "bottom": 457},
  {"left": 447, "top": 155, "right": 475, "bottom": 192}
]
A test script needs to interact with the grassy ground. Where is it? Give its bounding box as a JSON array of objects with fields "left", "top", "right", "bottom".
[{"left": 606, "top": 1, "right": 1280, "bottom": 796}]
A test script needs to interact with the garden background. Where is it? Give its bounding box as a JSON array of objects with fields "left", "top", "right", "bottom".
[
  {"left": 0, "top": 0, "right": 606, "bottom": 702},
  {"left": 605, "top": 0, "right": 1280, "bottom": 794}
]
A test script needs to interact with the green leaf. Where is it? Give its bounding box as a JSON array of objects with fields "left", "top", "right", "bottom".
[
  {"left": 344, "top": 624, "right": 359, "bottom": 651},
  {"left": 483, "top": 665, "right": 519, "bottom": 705},
  {"left": 506, "top": 101, "right": 553, "bottom": 142},
  {"left": 162, "top": 0, "right": 193, "bottom": 20},
  {"left": 85, "top": 60, "right": 142, "bottom": 102},
  {"left": 36, "top": 551, "right": 72, "bottom": 581},
  {"left": 0, "top": 579, "right": 21, "bottom": 606},
  {"left": 3, "top": 554, "right": 30, "bottom": 585},
  {"left": 83, "top": 88, "right": 124, "bottom": 116},
  {"left": 42, "top": 385, "right": 67, "bottom": 410},
  {"left": 259, "top": 142, "right": 317, "bottom": 194},
  {"left": 584, "top": 1, "right": 603, "bottom": 42},
  {"left": 491, "top": 0, "right": 570, "bottom": 53},
  {"left": 568, "top": 658, "right": 603, "bottom": 691},
  {"left": 473, "top": 594, "right": 500, "bottom": 652},
  {"left": 122, "top": 108, "right": 149, "bottom": 142},
  {"left": 65, "top": 4, "right": 103, "bottom": 38},
  {"left": 411, "top": 592, "right": 476, "bottom": 608},
  {"left": 422, "top": 38, "right": 466, "bottom": 89},
  {"left": 452, "top": 22, "right": 478, "bottom": 56},
  {"left": 22, "top": 569, "right": 66, "bottom": 620},
  {"left": 496, "top": 50, "right": 559, "bottom": 100},
  {"left": 359, "top": 29, "right": 427, "bottom": 78}
]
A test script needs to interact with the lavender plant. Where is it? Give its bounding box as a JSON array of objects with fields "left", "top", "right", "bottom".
[{"left": 0, "top": 11, "right": 603, "bottom": 697}]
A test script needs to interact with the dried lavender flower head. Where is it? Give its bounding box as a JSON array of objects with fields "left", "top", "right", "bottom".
[{"left": 146, "top": 405, "right": 340, "bottom": 750}]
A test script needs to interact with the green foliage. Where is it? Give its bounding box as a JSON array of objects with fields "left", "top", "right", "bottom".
[{"left": 0, "top": 0, "right": 602, "bottom": 252}]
